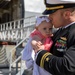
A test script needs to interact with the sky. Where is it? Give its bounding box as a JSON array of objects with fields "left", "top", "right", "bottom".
[{"left": 24, "top": 0, "right": 46, "bottom": 13}]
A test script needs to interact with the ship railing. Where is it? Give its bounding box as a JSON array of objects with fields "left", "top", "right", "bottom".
[
  {"left": 9, "top": 28, "right": 30, "bottom": 75},
  {"left": 0, "top": 16, "right": 36, "bottom": 75},
  {"left": 0, "top": 16, "right": 36, "bottom": 41}
]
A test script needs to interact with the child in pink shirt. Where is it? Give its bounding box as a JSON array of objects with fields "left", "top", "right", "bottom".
[{"left": 22, "top": 16, "right": 53, "bottom": 75}]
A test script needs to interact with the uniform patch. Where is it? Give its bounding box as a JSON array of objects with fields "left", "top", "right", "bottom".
[
  {"left": 55, "top": 37, "right": 67, "bottom": 52},
  {"left": 40, "top": 53, "right": 52, "bottom": 68}
]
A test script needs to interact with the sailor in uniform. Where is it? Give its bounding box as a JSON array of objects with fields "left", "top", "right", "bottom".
[{"left": 33, "top": 0, "right": 75, "bottom": 75}]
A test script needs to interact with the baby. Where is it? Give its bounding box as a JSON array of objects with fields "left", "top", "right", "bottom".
[{"left": 22, "top": 16, "right": 53, "bottom": 75}]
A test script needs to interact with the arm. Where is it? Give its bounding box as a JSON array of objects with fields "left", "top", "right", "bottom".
[
  {"left": 32, "top": 36, "right": 53, "bottom": 52},
  {"left": 36, "top": 47, "right": 75, "bottom": 75}
]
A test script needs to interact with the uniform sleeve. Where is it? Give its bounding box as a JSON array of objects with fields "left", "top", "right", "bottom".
[{"left": 36, "top": 46, "right": 75, "bottom": 75}]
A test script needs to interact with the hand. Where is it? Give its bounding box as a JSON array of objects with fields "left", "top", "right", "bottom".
[
  {"left": 32, "top": 41, "right": 44, "bottom": 53},
  {"left": 34, "top": 41, "right": 44, "bottom": 53}
]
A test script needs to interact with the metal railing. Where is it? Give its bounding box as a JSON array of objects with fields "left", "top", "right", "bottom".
[
  {"left": 0, "top": 16, "right": 36, "bottom": 41},
  {"left": 9, "top": 32, "right": 29, "bottom": 75},
  {"left": 0, "top": 16, "right": 36, "bottom": 75},
  {"left": 7, "top": 16, "right": 36, "bottom": 75}
]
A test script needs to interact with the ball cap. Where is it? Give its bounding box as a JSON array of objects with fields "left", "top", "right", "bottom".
[{"left": 43, "top": 0, "right": 75, "bottom": 15}]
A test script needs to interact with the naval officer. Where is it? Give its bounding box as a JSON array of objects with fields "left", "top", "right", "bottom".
[{"left": 33, "top": 0, "right": 75, "bottom": 75}]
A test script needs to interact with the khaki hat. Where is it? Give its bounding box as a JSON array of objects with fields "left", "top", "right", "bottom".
[{"left": 43, "top": 0, "right": 75, "bottom": 15}]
